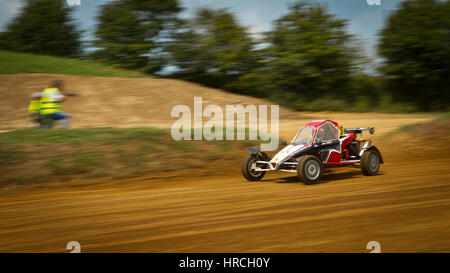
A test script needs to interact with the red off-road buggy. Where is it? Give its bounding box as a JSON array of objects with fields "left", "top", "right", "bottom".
[{"left": 242, "top": 120, "right": 383, "bottom": 184}]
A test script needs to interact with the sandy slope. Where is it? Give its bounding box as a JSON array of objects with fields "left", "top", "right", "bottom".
[{"left": 0, "top": 73, "right": 299, "bottom": 130}]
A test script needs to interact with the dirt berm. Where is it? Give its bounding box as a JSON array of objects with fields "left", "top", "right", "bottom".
[{"left": 0, "top": 73, "right": 300, "bottom": 131}]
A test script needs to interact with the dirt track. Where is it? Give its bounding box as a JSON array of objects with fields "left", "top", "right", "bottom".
[
  {"left": 1, "top": 114, "right": 449, "bottom": 252},
  {"left": 1, "top": 155, "right": 449, "bottom": 252},
  {"left": 0, "top": 74, "right": 449, "bottom": 252}
]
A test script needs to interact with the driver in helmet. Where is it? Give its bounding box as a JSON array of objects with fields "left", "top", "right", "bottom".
[{"left": 316, "top": 128, "right": 326, "bottom": 143}]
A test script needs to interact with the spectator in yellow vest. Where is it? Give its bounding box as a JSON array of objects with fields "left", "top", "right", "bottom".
[{"left": 40, "top": 80, "right": 72, "bottom": 128}]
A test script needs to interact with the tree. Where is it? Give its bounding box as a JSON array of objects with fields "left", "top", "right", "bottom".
[
  {"left": 262, "top": 1, "right": 357, "bottom": 106},
  {"left": 0, "top": 0, "right": 82, "bottom": 57},
  {"left": 167, "top": 8, "right": 260, "bottom": 93},
  {"left": 91, "top": 0, "right": 181, "bottom": 73},
  {"left": 378, "top": 0, "right": 450, "bottom": 111}
]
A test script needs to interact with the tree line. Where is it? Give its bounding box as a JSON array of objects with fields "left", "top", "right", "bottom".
[{"left": 0, "top": 0, "right": 448, "bottom": 111}]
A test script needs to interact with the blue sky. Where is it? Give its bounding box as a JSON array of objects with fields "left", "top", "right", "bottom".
[{"left": 0, "top": 0, "right": 404, "bottom": 63}]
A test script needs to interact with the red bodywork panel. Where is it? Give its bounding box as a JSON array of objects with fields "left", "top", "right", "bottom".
[
  {"left": 341, "top": 133, "right": 356, "bottom": 148},
  {"left": 324, "top": 133, "right": 357, "bottom": 165},
  {"left": 324, "top": 132, "right": 356, "bottom": 164}
]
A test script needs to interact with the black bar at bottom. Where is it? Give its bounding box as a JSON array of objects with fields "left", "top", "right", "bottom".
[{"left": 0, "top": 253, "right": 447, "bottom": 272}]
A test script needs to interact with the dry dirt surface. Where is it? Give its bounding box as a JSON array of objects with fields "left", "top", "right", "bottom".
[
  {"left": 0, "top": 73, "right": 300, "bottom": 131},
  {"left": 0, "top": 147, "right": 449, "bottom": 252},
  {"left": 1, "top": 94, "right": 449, "bottom": 252}
]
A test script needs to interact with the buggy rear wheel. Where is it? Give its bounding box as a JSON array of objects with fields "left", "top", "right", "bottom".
[
  {"left": 241, "top": 155, "right": 266, "bottom": 181},
  {"left": 361, "top": 150, "right": 380, "bottom": 176},
  {"left": 297, "top": 155, "right": 324, "bottom": 185}
]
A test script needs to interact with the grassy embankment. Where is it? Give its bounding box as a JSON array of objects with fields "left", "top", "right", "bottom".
[
  {"left": 0, "top": 51, "right": 267, "bottom": 186},
  {"left": 0, "top": 127, "right": 261, "bottom": 186},
  {"left": 0, "top": 50, "right": 149, "bottom": 77}
]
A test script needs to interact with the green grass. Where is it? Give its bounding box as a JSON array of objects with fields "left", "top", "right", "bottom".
[
  {"left": 436, "top": 112, "right": 450, "bottom": 119},
  {"left": 0, "top": 127, "right": 166, "bottom": 145},
  {"left": 397, "top": 122, "right": 424, "bottom": 132},
  {"left": 397, "top": 113, "right": 450, "bottom": 132},
  {"left": 0, "top": 50, "right": 150, "bottom": 78},
  {"left": 0, "top": 127, "right": 264, "bottom": 145}
]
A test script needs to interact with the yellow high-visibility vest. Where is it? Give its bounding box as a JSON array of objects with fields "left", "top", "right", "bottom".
[
  {"left": 40, "top": 88, "right": 62, "bottom": 114},
  {"left": 28, "top": 100, "right": 40, "bottom": 112}
]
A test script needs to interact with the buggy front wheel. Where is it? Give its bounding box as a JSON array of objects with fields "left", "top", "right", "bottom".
[{"left": 241, "top": 155, "right": 266, "bottom": 181}]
